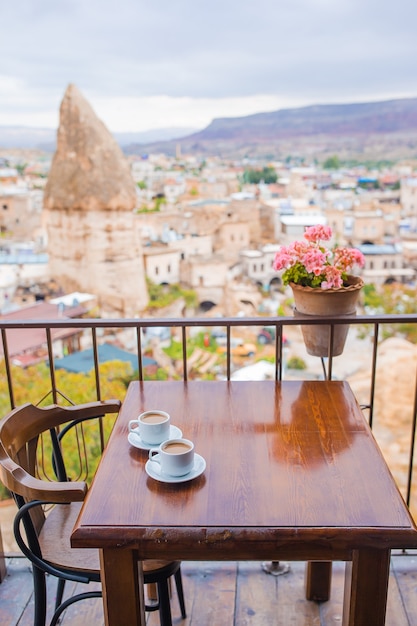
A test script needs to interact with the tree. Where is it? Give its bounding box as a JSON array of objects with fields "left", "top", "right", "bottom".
[
  {"left": 242, "top": 167, "right": 277, "bottom": 184},
  {"left": 0, "top": 360, "right": 134, "bottom": 499},
  {"left": 323, "top": 155, "right": 340, "bottom": 169}
]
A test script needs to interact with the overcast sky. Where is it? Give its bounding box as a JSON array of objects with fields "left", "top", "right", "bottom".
[{"left": 2, "top": 0, "right": 417, "bottom": 133}]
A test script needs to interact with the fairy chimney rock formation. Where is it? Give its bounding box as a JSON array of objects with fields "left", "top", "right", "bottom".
[{"left": 44, "top": 83, "right": 148, "bottom": 315}]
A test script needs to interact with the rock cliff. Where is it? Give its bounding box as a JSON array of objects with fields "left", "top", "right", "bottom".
[{"left": 44, "top": 84, "right": 148, "bottom": 315}]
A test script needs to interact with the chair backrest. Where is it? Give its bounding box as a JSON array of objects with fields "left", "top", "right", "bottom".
[{"left": 0, "top": 400, "right": 121, "bottom": 521}]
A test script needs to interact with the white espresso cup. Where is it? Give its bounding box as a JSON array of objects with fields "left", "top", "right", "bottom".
[
  {"left": 149, "top": 438, "right": 195, "bottom": 476},
  {"left": 129, "top": 410, "right": 170, "bottom": 445}
]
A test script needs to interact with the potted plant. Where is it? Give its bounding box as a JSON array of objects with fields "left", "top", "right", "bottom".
[{"left": 273, "top": 225, "right": 365, "bottom": 357}]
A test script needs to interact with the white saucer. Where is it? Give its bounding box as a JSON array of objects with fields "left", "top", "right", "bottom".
[
  {"left": 128, "top": 425, "right": 183, "bottom": 451},
  {"left": 145, "top": 453, "right": 206, "bottom": 483}
]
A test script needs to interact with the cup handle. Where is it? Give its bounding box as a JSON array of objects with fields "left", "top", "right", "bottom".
[
  {"left": 128, "top": 420, "right": 139, "bottom": 432},
  {"left": 149, "top": 449, "right": 160, "bottom": 462}
]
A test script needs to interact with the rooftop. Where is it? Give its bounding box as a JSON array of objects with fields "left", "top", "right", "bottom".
[{"left": 54, "top": 343, "right": 157, "bottom": 374}]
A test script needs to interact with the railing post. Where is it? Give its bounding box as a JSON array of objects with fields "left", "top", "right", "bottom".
[
  {"left": 181, "top": 326, "right": 187, "bottom": 381},
  {"left": 136, "top": 326, "right": 143, "bottom": 382},
  {"left": 406, "top": 365, "right": 417, "bottom": 507},
  {"left": 1, "top": 329, "right": 14, "bottom": 410},
  {"left": 46, "top": 328, "right": 57, "bottom": 404},
  {"left": 368, "top": 323, "right": 379, "bottom": 429}
]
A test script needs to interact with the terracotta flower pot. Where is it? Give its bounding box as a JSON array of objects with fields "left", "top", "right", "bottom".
[{"left": 290, "top": 275, "right": 364, "bottom": 357}]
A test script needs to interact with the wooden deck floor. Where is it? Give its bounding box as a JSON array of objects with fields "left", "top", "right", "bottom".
[{"left": 1, "top": 553, "right": 417, "bottom": 625}]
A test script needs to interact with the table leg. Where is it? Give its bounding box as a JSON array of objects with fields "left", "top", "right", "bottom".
[
  {"left": 100, "top": 548, "right": 146, "bottom": 626},
  {"left": 0, "top": 525, "right": 6, "bottom": 582},
  {"left": 343, "top": 549, "right": 390, "bottom": 626},
  {"left": 305, "top": 561, "right": 332, "bottom": 602}
]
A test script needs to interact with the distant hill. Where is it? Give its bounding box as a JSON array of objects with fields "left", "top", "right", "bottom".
[
  {"left": 0, "top": 126, "right": 198, "bottom": 152},
  {"left": 125, "top": 97, "right": 417, "bottom": 161},
  {"left": 0, "top": 126, "right": 56, "bottom": 151},
  {"left": 4, "top": 98, "right": 417, "bottom": 161}
]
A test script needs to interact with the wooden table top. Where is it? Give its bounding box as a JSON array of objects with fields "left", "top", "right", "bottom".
[{"left": 72, "top": 381, "right": 417, "bottom": 560}]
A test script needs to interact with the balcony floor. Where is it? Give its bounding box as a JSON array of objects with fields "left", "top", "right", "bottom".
[{"left": 1, "top": 553, "right": 417, "bottom": 625}]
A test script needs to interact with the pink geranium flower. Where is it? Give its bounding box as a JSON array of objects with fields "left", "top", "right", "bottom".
[
  {"left": 272, "top": 225, "right": 365, "bottom": 290},
  {"left": 303, "top": 225, "right": 332, "bottom": 243}
]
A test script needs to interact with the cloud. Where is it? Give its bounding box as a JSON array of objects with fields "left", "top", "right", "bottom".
[{"left": 1, "top": 0, "right": 417, "bottom": 131}]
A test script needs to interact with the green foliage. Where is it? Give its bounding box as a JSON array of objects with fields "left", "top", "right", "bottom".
[
  {"left": 362, "top": 284, "right": 381, "bottom": 309},
  {"left": 137, "top": 180, "right": 147, "bottom": 189},
  {"left": 0, "top": 483, "right": 9, "bottom": 499},
  {"left": 323, "top": 155, "right": 340, "bottom": 169},
  {"left": 242, "top": 167, "right": 277, "bottom": 184},
  {"left": 152, "top": 368, "right": 170, "bottom": 381},
  {"left": 281, "top": 261, "right": 324, "bottom": 288},
  {"left": 0, "top": 360, "right": 133, "bottom": 500},
  {"left": 40, "top": 413, "right": 118, "bottom": 487},
  {"left": 154, "top": 196, "right": 165, "bottom": 210},
  {"left": 260, "top": 355, "right": 275, "bottom": 364},
  {"left": 136, "top": 205, "right": 159, "bottom": 213},
  {"left": 363, "top": 283, "right": 417, "bottom": 315},
  {"left": 361, "top": 283, "right": 417, "bottom": 342},
  {"left": 15, "top": 163, "right": 27, "bottom": 175},
  {"left": 182, "top": 288, "right": 198, "bottom": 308},
  {"left": 0, "top": 360, "right": 130, "bottom": 416},
  {"left": 192, "top": 331, "right": 218, "bottom": 353},
  {"left": 164, "top": 339, "right": 191, "bottom": 361},
  {"left": 163, "top": 333, "right": 218, "bottom": 368},
  {"left": 287, "top": 356, "right": 307, "bottom": 370},
  {"left": 147, "top": 279, "right": 198, "bottom": 310},
  {"left": 135, "top": 194, "right": 165, "bottom": 213},
  {"left": 342, "top": 158, "right": 395, "bottom": 170}
]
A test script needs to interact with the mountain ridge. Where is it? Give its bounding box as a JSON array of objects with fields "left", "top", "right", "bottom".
[
  {"left": 125, "top": 97, "right": 417, "bottom": 160},
  {"left": 3, "top": 97, "right": 417, "bottom": 161}
]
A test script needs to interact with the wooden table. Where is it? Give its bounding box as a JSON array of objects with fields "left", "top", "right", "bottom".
[{"left": 71, "top": 380, "right": 417, "bottom": 626}]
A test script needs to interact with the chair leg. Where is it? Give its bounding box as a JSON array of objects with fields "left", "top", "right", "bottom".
[
  {"left": 147, "top": 581, "right": 158, "bottom": 602},
  {"left": 55, "top": 578, "right": 66, "bottom": 611},
  {"left": 174, "top": 568, "right": 186, "bottom": 618},
  {"left": 33, "top": 565, "right": 47, "bottom": 626},
  {"left": 157, "top": 579, "right": 173, "bottom": 626}
]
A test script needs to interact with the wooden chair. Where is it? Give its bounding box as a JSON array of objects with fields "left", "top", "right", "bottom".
[{"left": 0, "top": 401, "right": 186, "bottom": 626}]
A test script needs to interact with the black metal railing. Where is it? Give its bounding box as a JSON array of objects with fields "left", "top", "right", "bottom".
[{"left": 1, "top": 313, "right": 417, "bottom": 512}]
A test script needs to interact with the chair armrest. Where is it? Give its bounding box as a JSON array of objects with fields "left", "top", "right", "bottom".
[
  {"left": 0, "top": 454, "right": 87, "bottom": 502},
  {"left": 54, "top": 400, "right": 121, "bottom": 421}
]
